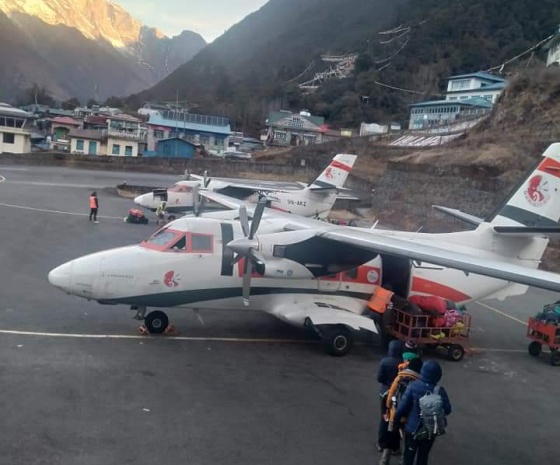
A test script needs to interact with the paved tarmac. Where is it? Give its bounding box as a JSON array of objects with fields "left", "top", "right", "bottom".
[{"left": 0, "top": 165, "right": 558, "bottom": 465}]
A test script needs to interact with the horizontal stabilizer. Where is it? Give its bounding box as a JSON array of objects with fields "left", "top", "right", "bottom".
[
  {"left": 493, "top": 226, "right": 560, "bottom": 237},
  {"left": 433, "top": 205, "right": 484, "bottom": 226}
]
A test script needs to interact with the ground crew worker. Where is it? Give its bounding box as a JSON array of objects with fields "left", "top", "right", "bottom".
[
  {"left": 89, "top": 192, "right": 99, "bottom": 223},
  {"left": 156, "top": 201, "right": 167, "bottom": 226},
  {"left": 368, "top": 286, "right": 395, "bottom": 347}
]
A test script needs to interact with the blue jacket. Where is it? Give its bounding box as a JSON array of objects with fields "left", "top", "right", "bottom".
[
  {"left": 377, "top": 340, "right": 403, "bottom": 393},
  {"left": 394, "top": 361, "right": 452, "bottom": 433}
]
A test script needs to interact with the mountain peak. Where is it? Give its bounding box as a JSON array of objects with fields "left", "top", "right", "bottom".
[{"left": 0, "top": 0, "right": 165, "bottom": 48}]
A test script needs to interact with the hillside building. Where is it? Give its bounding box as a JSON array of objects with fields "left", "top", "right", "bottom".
[
  {"left": 68, "top": 128, "right": 143, "bottom": 157},
  {"left": 544, "top": 26, "right": 560, "bottom": 67},
  {"left": 146, "top": 137, "right": 198, "bottom": 158},
  {"left": 265, "top": 110, "right": 327, "bottom": 146},
  {"left": 50, "top": 116, "right": 82, "bottom": 141},
  {"left": 146, "top": 110, "right": 231, "bottom": 156},
  {"left": 445, "top": 72, "right": 507, "bottom": 104},
  {"left": 0, "top": 103, "right": 34, "bottom": 154},
  {"left": 408, "top": 72, "right": 506, "bottom": 130}
]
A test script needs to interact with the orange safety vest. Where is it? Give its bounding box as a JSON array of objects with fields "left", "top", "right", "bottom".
[
  {"left": 89, "top": 196, "right": 97, "bottom": 208},
  {"left": 367, "top": 287, "right": 394, "bottom": 314}
]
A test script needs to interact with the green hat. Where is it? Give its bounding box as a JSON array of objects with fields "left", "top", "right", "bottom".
[{"left": 403, "top": 352, "right": 419, "bottom": 361}]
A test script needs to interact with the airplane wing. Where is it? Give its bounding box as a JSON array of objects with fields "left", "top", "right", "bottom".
[
  {"left": 433, "top": 205, "right": 484, "bottom": 226},
  {"left": 192, "top": 174, "right": 305, "bottom": 192},
  {"left": 200, "top": 191, "right": 560, "bottom": 292},
  {"left": 269, "top": 303, "right": 378, "bottom": 333}
]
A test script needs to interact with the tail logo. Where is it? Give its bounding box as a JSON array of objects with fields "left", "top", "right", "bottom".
[
  {"left": 325, "top": 167, "right": 334, "bottom": 179},
  {"left": 525, "top": 175, "right": 550, "bottom": 207},
  {"left": 164, "top": 270, "right": 180, "bottom": 288}
]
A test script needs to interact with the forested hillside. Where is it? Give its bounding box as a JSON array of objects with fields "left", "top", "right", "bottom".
[{"left": 133, "top": 0, "right": 560, "bottom": 133}]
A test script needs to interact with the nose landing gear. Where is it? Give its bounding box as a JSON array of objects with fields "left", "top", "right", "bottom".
[{"left": 131, "top": 306, "right": 171, "bottom": 335}]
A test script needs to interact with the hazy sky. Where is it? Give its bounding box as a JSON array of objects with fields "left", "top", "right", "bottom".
[{"left": 117, "top": 1, "right": 269, "bottom": 42}]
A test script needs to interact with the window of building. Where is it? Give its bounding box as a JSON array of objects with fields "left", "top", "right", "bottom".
[
  {"left": 448, "top": 97, "right": 457, "bottom": 101},
  {"left": 112, "top": 144, "right": 120, "bottom": 155},
  {"left": 76, "top": 139, "right": 84, "bottom": 151},
  {"left": 451, "top": 79, "right": 471, "bottom": 91},
  {"left": 154, "top": 130, "right": 164, "bottom": 139},
  {"left": 191, "top": 234, "right": 213, "bottom": 253},
  {"left": 3, "top": 132, "right": 15, "bottom": 144},
  {"left": 200, "top": 136, "right": 209, "bottom": 145},
  {"left": 483, "top": 95, "right": 493, "bottom": 101},
  {"left": 125, "top": 145, "right": 133, "bottom": 156}
]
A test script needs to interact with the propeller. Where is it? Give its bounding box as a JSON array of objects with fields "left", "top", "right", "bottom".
[
  {"left": 192, "top": 184, "right": 207, "bottom": 217},
  {"left": 203, "top": 170, "right": 211, "bottom": 188},
  {"left": 227, "top": 196, "right": 268, "bottom": 306},
  {"left": 184, "top": 169, "right": 191, "bottom": 180}
]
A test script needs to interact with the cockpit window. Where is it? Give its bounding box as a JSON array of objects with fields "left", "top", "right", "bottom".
[
  {"left": 145, "top": 229, "right": 178, "bottom": 246},
  {"left": 170, "top": 236, "right": 187, "bottom": 251},
  {"left": 191, "top": 234, "right": 213, "bottom": 252},
  {"left": 169, "top": 183, "right": 193, "bottom": 193}
]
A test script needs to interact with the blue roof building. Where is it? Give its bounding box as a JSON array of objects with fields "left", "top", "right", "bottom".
[
  {"left": 445, "top": 72, "right": 507, "bottom": 104},
  {"left": 146, "top": 110, "right": 231, "bottom": 155},
  {"left": 144, "top": 137, "right": 197, "bottom": 158},
  {"left": 409, "top": 98, "right": 493, "bottom": 131}
]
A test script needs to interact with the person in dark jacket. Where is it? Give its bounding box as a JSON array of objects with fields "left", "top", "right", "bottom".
[
  {"left": 394, "top": 360, "right": 452, "bottom": 465},
  {"left": 376, "top": 339, "right": 403, "bottom": 451}
]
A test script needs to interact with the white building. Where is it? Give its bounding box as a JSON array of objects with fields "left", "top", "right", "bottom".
[
  {"left": 445, "top": 72, "right": 507, "bottom": 104},
  {"left": 68, "top": 129, "right": 143, "bottom": 157},
  {"left": 544, "top": 26, "right": 560, "bottom": 67},
  {"left": 0, "top": 103, "right": 33, "bottom": 154}
]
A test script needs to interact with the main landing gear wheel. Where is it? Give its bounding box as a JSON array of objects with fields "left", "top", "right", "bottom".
[
  {"left": 144, "top": 311, "right": 169, "bottom": 334},
  {"left": 322, "top": 326, "right": 353, "bottom": 357},
  {"left": 447, "top": 344, "right": 465, "bottom": 362},
  {"left": 528, "top": 341, "right": 542, "bottom": 357}
]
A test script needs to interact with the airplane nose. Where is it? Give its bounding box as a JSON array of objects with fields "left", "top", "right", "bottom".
[
  {"left": 134, "top": 194, "right": 146, "bottom": 207},
  {"left": 48, "top": 262, "right": 72, "bottom": 292}
]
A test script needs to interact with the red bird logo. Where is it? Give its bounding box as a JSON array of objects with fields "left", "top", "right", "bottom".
[
  {"left": 164, "top": 270, "right": 180, "bottom": 288},
  {"left": 527, "top": 175, "right": 545, "bottom": 203},
  {"left": 325, "top": 167, "right": 334, "bottom": 179}
]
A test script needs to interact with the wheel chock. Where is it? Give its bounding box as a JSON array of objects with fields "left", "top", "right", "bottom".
[
  {"left": 137, "top": 324, "right": 149, "bottom": 335},
  {"left": 164, "top": 324, "right": 179, "bottom": 336}
]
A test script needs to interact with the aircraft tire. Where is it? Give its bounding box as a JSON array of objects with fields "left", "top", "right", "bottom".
[
  {"left": 145, "top": 311, "right": 169, "bottom": 334},
  {"left": 322, "top": 326, "right": 353, "bottom": 357}
]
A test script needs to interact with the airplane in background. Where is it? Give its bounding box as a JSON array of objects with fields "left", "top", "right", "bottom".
[
  {"left": 133, "top": 154, "right": 359, "bottom": 219},
  {"left": 48, "top": 143, "right": 560, "bottom": 357}
]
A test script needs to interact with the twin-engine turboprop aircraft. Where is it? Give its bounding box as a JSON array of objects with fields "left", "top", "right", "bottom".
[
  {"left": 49, "top": 143, "right": 560, "bottom": 356},
  {"left": 133, "top": 154, "right": 358, "bottom": 219}
]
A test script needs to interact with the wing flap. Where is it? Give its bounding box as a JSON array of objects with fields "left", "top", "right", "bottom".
[{"left": 433, "top": 205, "right": 484, "bottom": 226}]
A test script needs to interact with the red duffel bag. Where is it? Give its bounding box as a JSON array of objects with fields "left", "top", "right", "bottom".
[{"left": 409, "top": 295, "right": 447, "bottom": 315}]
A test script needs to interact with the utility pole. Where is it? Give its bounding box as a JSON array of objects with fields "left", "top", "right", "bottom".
[{"left": 175, "top": 90, "right": 179, "bottom": 158}]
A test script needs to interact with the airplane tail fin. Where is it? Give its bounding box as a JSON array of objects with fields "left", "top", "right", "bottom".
[
  {"left": 478, "top": 143, "right": 560, "bottom": 267},
  {"left": 485, "top": 143, "right": 560, "bottom": 229},
  {"left": 308, "top": 154, "right": 357, "bottom": 190}
]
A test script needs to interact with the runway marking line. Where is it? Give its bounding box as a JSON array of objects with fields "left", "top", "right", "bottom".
[
  {"left": 0, "top": 328, "right": 313, "bottom": 344},
  {"left": 0, "top": 175, "right": 5, "bottom": 183},
  {"left": 475, "top": 301, "right": 527, "bottom": 326},
  {"left": 0, "top": 202, "right": 122, "bottom": 220}
]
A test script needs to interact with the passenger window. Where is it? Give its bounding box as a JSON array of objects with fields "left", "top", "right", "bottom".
[
  {"left": 170, "top": 236, "right": 186, "bottom": 251},
  {"left": 191, "top": 234, "right": 212, "bottom": 252}
]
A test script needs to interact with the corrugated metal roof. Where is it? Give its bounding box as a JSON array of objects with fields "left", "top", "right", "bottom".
[
  {"left": 447, "top": 72, "right": 506, "bottom": 82},
  {"left": 267, "top": 111, "right": 325, "bottom": 127},
  {"left": 147, "top": 114, "right": 231, "bottom": 135},
  {"left": 410, "top": 98, "right": 493, "bottom": 108},
  {"left": 446, "top": 82, "right": 507, "bottom": 94}
]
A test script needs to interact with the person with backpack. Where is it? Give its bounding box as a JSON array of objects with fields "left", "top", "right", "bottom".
[
  {"left": 376, "top": 340, "right": 403, "bottom": 453},
  {"left": 379, "top": 357, "right": 424, "bottom": 465},
  {"left": 394, "top": 360, "right": 452, "bottom": 465}
]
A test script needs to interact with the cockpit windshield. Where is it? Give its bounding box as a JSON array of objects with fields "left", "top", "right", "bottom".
[
  {"left": 168, "top": 183, "right": 193, "bottom": 193},
  {"left": 144, "top": 229, "right": 179, "bottom": 247},
  {"left": 140, "top": 228, "right": 213, "bottom": 253}
]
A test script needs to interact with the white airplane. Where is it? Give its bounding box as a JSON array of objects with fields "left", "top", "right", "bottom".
[
  {"left": 48, "top": 143, "right": 560, "bottom": 356},
  {"left": 133, "top": 154, "right": 359, "bottom": 219}
]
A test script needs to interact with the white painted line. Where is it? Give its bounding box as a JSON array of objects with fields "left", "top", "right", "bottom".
[
  {"left": 0, "top": 175, "right": 5, "bottom": 183},
  {"left": 0, "top": 167, "right": 28, "bottom": 171},
  {"left": 475, "top": 301, "right": 527, "bottom": 326},
  {"left": 0, "top": 202, "right": 122, "bottom": 219},
  {"left": 0, "top": 328, "right": 313, "bottom": 344},
  {"left": 4, "top": 181, "right": 100, "bottom": 188}
]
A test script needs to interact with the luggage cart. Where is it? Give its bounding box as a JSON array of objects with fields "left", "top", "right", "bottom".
[
  {"left": 387, "top": 308, "right": 472, "bottom": 362},
  {"left": 526, "top": 317, "right": 560, "bottom": 366}
]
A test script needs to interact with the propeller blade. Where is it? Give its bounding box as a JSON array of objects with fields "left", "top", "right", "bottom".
[
  {"left": 239, "top": 206, "right": 250, "bottom": 237},
  {"left": 203, "top": 170, "right": 211, "bottom": 188},
  {"left": 192, "top": 184, "right": 200, "bottom": 216},
  {"left": 232, "top": 254, "right": 243, "bottom": 265},
  {"left": 184, "top": 169, "right": 191, "bottom": 180},
  {"left": 242, "top": 258, "right": 252, "bottom": 306},
  {"left": 248, "top": 197, "right": 266, "bottom": 240}
]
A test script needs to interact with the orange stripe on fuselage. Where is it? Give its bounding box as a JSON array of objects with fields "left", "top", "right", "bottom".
[
  {"left": 537, "top": 157, "right": 560, "bottom": 178},
  {"left": 330, "top": 160, "right": 352, "bottom": 172},
  {"left": 411, "top": 277, "right": 470, "bottom": 302}
]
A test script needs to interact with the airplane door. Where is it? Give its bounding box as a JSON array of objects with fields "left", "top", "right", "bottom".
[{"left": 317, "top": 273, "right": 341, "bottom": 292}]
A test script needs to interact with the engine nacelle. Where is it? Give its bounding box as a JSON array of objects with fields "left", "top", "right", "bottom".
[{"left": 259, "top": 258, "right": 315, "bottom": 279}]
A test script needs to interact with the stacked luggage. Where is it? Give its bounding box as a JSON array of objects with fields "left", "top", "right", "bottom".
[{"left": 125, "top": 208, "right": 149, "bottom": 224}]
